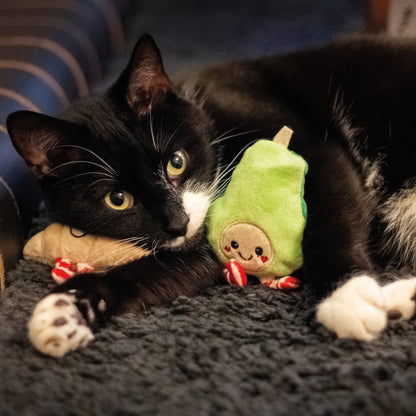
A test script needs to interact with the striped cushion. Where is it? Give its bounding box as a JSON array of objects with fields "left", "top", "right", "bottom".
[
  {"left": 0, "top": 0, "right": 130, "bottom": 121},
  {"left": 0, "top": 0, "right": 133, "bottom": 276}
]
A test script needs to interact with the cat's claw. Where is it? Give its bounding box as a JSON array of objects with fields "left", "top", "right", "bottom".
[
  {"left": 28, "top": 293, "right": 94, "bottom": 357},
  {"left": 316, "top": 275, "right": 387, "bottom": 341},
  {"left": 382, "top": 278, "right": 416, "bottom": 321}
]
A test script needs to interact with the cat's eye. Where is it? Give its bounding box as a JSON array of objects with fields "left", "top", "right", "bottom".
[
  {"left": 167, "top": 150, "right": 188, "bottom": 178},
  {"left": 104, "top": 191, "right": 134, "bottom": 211}
]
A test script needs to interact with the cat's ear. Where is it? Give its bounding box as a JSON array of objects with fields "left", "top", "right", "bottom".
[
  {"left": 7, "top": 110, "right": 78, "bottom": 177},
  {"left": 125, "top": 34, "right": 173, "bottom": 116}
]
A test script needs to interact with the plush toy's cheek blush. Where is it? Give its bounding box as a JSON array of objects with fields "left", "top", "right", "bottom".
[
  {"left": 224, "top": 246, "right": 231, "bottom": 252},
  {"left": 260, "top": 256, "right": 268, "bottom": 263}
]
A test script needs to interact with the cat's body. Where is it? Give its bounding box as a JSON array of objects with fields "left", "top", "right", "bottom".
[{"left": 7, "top": 35, "right": 416, "bottom": 356}]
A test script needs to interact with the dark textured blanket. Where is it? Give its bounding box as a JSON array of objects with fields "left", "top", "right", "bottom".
[{"left": 1, "top": 260, "right": 416, "bottom": 415}]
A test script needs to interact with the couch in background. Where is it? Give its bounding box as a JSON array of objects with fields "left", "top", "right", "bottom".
[{"left": 0, "top": 0, "right": 133, "bottom": 285}]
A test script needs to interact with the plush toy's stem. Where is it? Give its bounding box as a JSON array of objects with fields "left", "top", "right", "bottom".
[{"left": 273, "top": 126, "right": 293, "bottom": 148}]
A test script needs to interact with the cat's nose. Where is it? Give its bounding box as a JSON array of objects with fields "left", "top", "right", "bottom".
[{"left": 165, "top": 211, "right": 190, "bottom": 237}]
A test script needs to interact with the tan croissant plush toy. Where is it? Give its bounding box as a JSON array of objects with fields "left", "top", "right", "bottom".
[{"left": 23, "top": 223, "right": 150, "bottom": 282}]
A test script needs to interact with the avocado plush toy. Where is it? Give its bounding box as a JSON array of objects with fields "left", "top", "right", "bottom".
[{"left": 207, "top": 126, "right": 308, "bottom": 290}]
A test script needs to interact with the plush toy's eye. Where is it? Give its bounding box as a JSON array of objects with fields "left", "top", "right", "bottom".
[
  {"left": 231, "top": 241, "right": 239, "bottom": 249},
  {"left": 255, "top": 247, "right": 263, "bottom": 256},
  {"left": 167, "top": 150, "right": 188, "bottom": 178},
  {"left": 104, "top": 191, "right": 134, "bottom": 210}
]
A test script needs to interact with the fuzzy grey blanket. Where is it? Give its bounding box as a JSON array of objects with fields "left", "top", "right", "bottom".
[{"left": 1, "top": 260, "right": 416, "bottom": 416}]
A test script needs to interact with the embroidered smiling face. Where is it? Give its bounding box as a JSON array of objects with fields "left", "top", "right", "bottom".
[{"left": 221, "top": 223, "right": 273, "bottom": 272}]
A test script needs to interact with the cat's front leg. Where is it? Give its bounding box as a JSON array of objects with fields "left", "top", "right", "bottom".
[
  {"left": 28, "top": 272, "right": 116, "bottom": 357},
  {"left": 28, "top": 248, "right": 223, "bottom": 357}
]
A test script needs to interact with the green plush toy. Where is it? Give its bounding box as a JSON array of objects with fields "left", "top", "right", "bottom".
[{"left": 207, "top": 126, "right": 308, "bottom": 290}]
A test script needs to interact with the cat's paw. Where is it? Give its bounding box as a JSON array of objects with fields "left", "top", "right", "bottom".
[
  {"left": 316, "top": 275, "right": 387, "bottom": 341},
  {"left": 28, "top": 293, "right": 94, "bottom": 357},
  {"left": 382, "top": 278, "right": 416, "bottom": 321}
]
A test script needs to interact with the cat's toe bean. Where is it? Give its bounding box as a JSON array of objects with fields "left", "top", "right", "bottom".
[
  {"left": 382, "top": 277, "right": 416, "bottom": 320},
  {"left": 28, "top": 293, "right": 94, "bottom": 357},
  {"left": 316, "top": 275, "right": 387, "bottom": 341}
]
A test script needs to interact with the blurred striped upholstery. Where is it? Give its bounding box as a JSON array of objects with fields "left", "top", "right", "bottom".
[{"left": 0, "top": 0, "right": 133, "bottom": 280}]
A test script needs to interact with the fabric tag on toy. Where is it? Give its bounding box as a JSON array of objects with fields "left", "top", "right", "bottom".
[{"left": 51, "top": 257, "right": 94, "bottom": 283}]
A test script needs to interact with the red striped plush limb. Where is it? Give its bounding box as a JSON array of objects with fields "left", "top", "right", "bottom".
[
  {"left": 51, "top": 257, "right": 94, "bottom": 283},
  {"left": 223, "top": 259, "right": 247, "bottom": 286},
  {"left": 264, "top": 276, "right": 300, "bottom": 290}
]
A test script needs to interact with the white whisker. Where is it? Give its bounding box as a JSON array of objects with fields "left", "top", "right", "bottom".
[
  {"left": 149, "top": 107, "right": 159, "bottom": 152},
  {"left": 161, "top": 122, "right": 185, "bottom": 153},
  {"left": 150, "top": 240, "right": 159, "bottom": 256},
  {"left": 58, "top": 144, "right": 116, "bottom": 175},
  {"left": 80, "top": 178, "right": 117, "bottom": 196},
  {"left": 210, "top": 129, "right": 261, "bottom": 146},
  {"left": 212, "top": 122, "right": 249, "bottom": 142},
  {"left": 40, "top": 160, "right": 116, "bottom": 179},
  {"left": 92, "top": 239, "right": 149, "bottom": 266},
  {"left": 54, "top": 171, "right": 115, "bottom": 187},
  {"left": 211, "top": 177, "right": 232, "bottom": 201},
  {"left": 207, "top": 139, "right": 258, "bottom": 195}
]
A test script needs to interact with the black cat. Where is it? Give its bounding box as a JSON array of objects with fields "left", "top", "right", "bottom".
[{"left": 7, "top": 35, "right": 416, "bottom": 357}]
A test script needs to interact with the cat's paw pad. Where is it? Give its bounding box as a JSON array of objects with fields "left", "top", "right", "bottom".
[
  {"left": 316, "top": 275, "right": 387, "bottom": 341},
  {"left": 28, "top": 293, "right": 94, "bottom": 357},
  {"left": 382, "top": 278, "right": 416, "bottom": 321}
]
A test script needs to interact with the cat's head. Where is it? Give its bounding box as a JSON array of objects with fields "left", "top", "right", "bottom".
[{"left": 7, "top": 35, "right": 220, "bottom": 251}]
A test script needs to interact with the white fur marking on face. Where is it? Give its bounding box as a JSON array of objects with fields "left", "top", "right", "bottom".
[
  {"left": 316, "top": 275, "right": 387, "bottom": 341},
  {"left": 182, "top": 190, "right": 210, "bottom": 237},
  {"left": 169, "top": 190, "right": 210, "bottom": 248}
]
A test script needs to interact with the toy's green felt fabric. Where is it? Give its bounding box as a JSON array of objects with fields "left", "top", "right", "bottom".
[{"left": 208, "top": 139, "right": 308, "bottom": 279}]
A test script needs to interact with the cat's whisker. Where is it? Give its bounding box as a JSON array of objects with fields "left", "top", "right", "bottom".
[
  {"left": 117, "top": 236, "right": 147, "bottom": 244},
  {"left": 89, "top": 235, "right": 148, "bottom": 254},
  {"left": 58, "top": 145, "right": 116, "bottom": 176},
  {"left": 211, "top": 177, "right": 232, "bottom": 201},
  {"left": 80, "top": 178, "right": 118, "bottom": 196},
  {"left": 156, "top": 114, "right": 164, "bottom": 155},
  {"left": 41, "top": 160, "right": 116, "bottom": 179},
  {"left": 53, "top": 171, "right": 116, "bottom": 187},
  {"left": 91, "top": 239, "right": 149, "bottom": 266},
  {"left": 210, "top": 129, "right": 261, "bottom": 146},
  {"left": 210, "top": 179, "right": 231, "bottom": 200},
  {"left": 207, "top": 139, "right": 257, "bottom": 195},
  {"left": 98, "top": 236, "right": 148, "bottom": 247},
  {"left": 150, "top": 239, "right": 160, "bottom": 256},
  {"left": 212, "top": 122, "right": 250, "bottom": 142},
  {"left": 161, "top": 122, "right": 185, "bottom": 153},
  {"left": 149, "top": 107, "right": 160, "bottom": 153}
]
